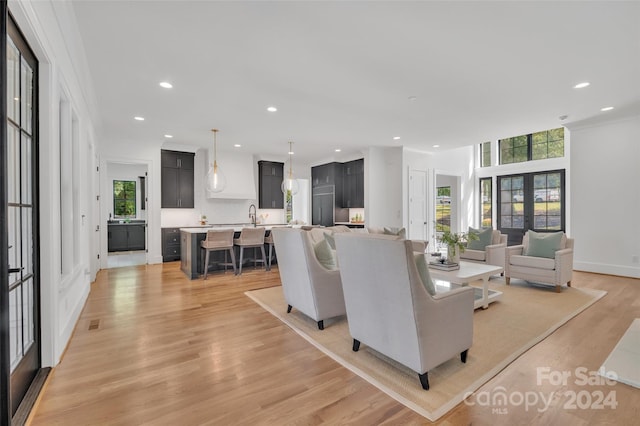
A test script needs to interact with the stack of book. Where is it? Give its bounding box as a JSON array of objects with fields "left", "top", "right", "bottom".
[{"left": 429, "top": 261, "right": 460, "bottom": 271}]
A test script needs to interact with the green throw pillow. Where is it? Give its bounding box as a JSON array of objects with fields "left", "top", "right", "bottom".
[
  {"left": 525, "top": 230, "right": 564, "bottom": 259},
  {"left": 467, "top": 227, "right": 493, "bottom": 251},
  {"left": 383, "top": 227, "right": 407, "bottom": 239},
  {"left": 314, "top": 238, "right": 337, "bottom": 270},
  {"left": 324, "top": 232, "right": 336, "bottom": 249},
  {"left": 414, "top": 253, "right": 436, "bottom": 296}
]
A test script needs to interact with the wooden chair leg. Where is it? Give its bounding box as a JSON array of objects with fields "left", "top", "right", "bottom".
[
  {"left": 419, "top": 372, "right": 430, "bottom": 390},
  {"left": 267, "top": 244, "right": 273, "bottom": 271},
  {"left": 352, "top": 339, "right": 360, "bottom": 352},
  {"left": 461, "top": 349, "right": 468, "bottom": 363},
  {"left": 505, "top": 277, "right": 510, "bottom": 285},
  {"left": 555, "top": 285, "right": 561, "bottom": 293},
  {"left": 229, "top": 248, "right": 237, "bottom": 275},
  {"left": 238, "top": 247, "right": 244, "bottom": 275},
  {"left": 260, "top": 245, "right": 267, "bottom": 271},
  {"left": 567, "top": 281, "right": 572, "bottom": 287}
]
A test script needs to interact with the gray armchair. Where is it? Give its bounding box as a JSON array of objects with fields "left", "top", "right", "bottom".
[
  {"left": 460, "top": 229, "right": 507, "bottom": 269},
  {"left": 271, "top": 228, "right": 346, "bottom": 330},
  {"left": 334, "top": 233, "right": 474, "bottom": 390},
  {"left": 505, "top": 231, "right": 574, "bottom": 292}
]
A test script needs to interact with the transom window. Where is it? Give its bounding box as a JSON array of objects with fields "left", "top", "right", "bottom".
[
  {"left": 499, "top": 127, "right": 564, "bottom": 165},
  {"left": 480, "top": 142, "right": 491, "bottom": 167},
  {"left": 113, "top": 180, "right": 136, "bottom": 217},
  {"left": 480, "top": 178, "right": 492, "bottom": 227}
]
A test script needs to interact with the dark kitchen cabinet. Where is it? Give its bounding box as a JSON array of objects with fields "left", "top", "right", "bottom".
[
  {"left": 108, "top": 224, "right": 146, "bottom": 252},
  {"left": 161, "top": 150, "right": 195, "bottom": 208},
  {"left": 342, "top": 159, "right": 364, "bottom": 208},
  {"left": 258, "top": 161, "right": 284, "bottom": 209},
  {"left": 312, "top": 190, "right": 335, "bottom": 227},
  {"left": 312, "top": 162, "right": 342, "bottom": 188},
  {"left": 162, "top": 227, "right": 181, "bottom": 262}
]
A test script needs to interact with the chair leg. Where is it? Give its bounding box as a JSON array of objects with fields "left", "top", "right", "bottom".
[
  {"left": 505, "top": 276, "right": 510, "bottom": 285},
  {"left": 238, "top": 247, "right": 244, "bottom": 275},
  {"left": 260, "top": 245, "right": 267, "bottom": 271},
  {"left": 461, "top": 349, "right": 468, "bottom": 363},
  {"left": 203, "top": 249, "right": 210, "bottom": 280},
  {"left": 317, "top": 320, "right": 324, "bottom": 330},
  {"left": 419, "top": 372, "right": 430, "bottom": 390},
  {"left": 229, "top": 248, "right": 237, "bottom": 275},
  {"left": 567, "top": 281, "right": 572, "bottom": 287},
  {"left": 287, "top": 304, "right": 292, "bottom": 313},
  {"left": 267, "top": 244, "right": 273, "bottom": 271},
  {"left": 555, "top": 285, "right": 561, "bottom": 293},
  {"left": 352, "top": 339, "right": 360, "bottom": 352}
]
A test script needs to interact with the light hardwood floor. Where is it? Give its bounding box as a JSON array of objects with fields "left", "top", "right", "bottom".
[{"left": 28, "top": 264, "right": 639, "bottom": 425}]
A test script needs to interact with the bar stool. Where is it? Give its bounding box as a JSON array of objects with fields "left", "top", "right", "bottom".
[
  {"left": 234, "top": 227, "right": 267, "bottom": 275},
  {"left": 201, "top": 228, "right": 236, "bottom": 279},
  {"left": 265, "top": 232, "right": 275, "bottom": 271}
]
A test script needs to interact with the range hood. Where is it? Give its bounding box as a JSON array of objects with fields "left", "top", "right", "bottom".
[{"left": 204, "top": 149, "right": 257, "bottom": 200}]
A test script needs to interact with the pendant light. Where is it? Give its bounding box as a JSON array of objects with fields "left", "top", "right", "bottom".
[
  {"left": 206, "top": 129, "right": 226, "bottom": 193},
  {"left": 281, "top": 141, "right": 299, "bottom": 195}
]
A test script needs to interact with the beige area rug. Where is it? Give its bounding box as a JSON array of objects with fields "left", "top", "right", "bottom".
[{"left": 246, "top": 280, "right": 606, "bottom": 421}]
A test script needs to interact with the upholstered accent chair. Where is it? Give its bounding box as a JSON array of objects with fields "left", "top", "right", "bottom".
[
  {"left": 505, "top": 230, "right": 574, "bottom": 292},
  {"left": 271, "top": 228, "right": 346, "bottom": 330},
  {"left": 460, "top": 229, "right": 508, "bottom": 270},
  {"left": 334, "top": 233, "right": 474, "bottom": 390}
]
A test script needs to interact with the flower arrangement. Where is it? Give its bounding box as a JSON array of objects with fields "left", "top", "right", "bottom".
[{"left": 438, "top": 230, "right": 478, "bottom": 262}]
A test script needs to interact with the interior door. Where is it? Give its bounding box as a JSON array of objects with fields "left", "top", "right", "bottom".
[
  {"left": 409, "top": 170, "right": 427, "bottom": 241},
  {"left": 498, "top": 170, "right": 565, "bottom": 245},
  {"left": 4, "top": 14, "right": 41, "bottom": 417}
]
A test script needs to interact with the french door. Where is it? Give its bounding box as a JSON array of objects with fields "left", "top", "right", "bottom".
[
  {"left": 2, "top": 11, "right": 41, "bottom": 419},
  {"left": 497, "top": 170, "right": 565, "bottom": 245}
]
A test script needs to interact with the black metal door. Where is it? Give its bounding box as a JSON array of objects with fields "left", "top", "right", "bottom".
[
  {"left": 498, "top": 170, "right": 565, "bottom": 245},
  {"left": 4, "top": 12, "right": 41, "bottom": 418}
]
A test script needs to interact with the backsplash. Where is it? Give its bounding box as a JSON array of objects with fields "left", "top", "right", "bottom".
[{"left": 161, "top": 202, "right": 286, "bottom": 227}]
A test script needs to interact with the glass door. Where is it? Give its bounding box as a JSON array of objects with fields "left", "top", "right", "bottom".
[
  {"left": 5, "top": 14, "right": 40, "bottom": 417},
  {"left": 498, "top": 170, "right": 565, "bottom": 245}
]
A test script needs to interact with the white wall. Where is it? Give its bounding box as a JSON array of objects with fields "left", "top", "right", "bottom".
[
  {"left": 366, "top": 146, "right": 403, "bottom": 228},
  {"left": 10, "top": 0, "right": 99, "bottom": 366},
  {"left": 106, "top": 162, "right": 148, "bottom": 220},
  {"left": 568, "top": 115, "right": 640, "bottom": 278}
]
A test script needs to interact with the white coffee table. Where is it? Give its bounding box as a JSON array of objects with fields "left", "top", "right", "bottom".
[{"left": 428, "top": 260, "right": 503, "bottom": 309}]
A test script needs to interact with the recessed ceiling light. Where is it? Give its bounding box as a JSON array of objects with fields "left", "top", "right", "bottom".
[
  {"left": 335, "top": 149, "right": 341, "bottom": 152},
  {"left": 234, "top": 144, "right": 241, "bottom": 148},
  {"left": 13, "top": 97, "right": 19, "bottom": 101},
  {"left": 288, "top": 151, "right": 294, "bottom": 155},
  {"left": 408, "top": 96, "right": 417, "bottom": 101},
  {"left": 164, "top": 134, "right": 173, "bottom": 138},
  {"left": 267, "top": 106, "right": 278, "bottom": 112},
  {"left": 134, "top": 116, "right": 145, "bottom": 121},
  {"left": 433, "top": 144, "right": 440, "bottom": 148},
  {"left": 574, "top": 82, "right": 590, "bottom": 89},
  {"left": 600, "top": 106, "right": 614, "bottom": 111},
  {"left": 393, "top": 136, "right": 401, "bottom": 140},
  {"left": 159, "top": 81, "right": 173, "bottom": 89}
]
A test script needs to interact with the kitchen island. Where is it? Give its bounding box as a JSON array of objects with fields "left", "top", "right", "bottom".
[{"left": 180, "top": 225, "right": 288, "bottom": 279}]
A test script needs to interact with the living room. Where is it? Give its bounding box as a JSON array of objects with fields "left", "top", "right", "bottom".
[{"left": 2, "top": 1, "right": 639, "bottom": 424}]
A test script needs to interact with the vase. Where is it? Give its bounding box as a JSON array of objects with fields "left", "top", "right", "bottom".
[{"left": 447, "top": 245, "right": 460, "bottom": 264}]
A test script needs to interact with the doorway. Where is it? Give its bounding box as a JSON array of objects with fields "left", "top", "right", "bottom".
[
  {"left": 497, "top": 170, "right": 565, "bottom": 245},
  {"left": 2, "top": 12, "right": 45, "bottom": 419}
]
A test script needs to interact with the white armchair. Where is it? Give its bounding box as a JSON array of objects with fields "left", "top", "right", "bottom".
[
  {"left": 505, "top": 231, "right": 574, "bottom": 292},
  {"left": 334, "top": 233, "right": 474, "bottom": 390},
  {"left": 271, "top": 228, "right": 346, "bottom": 330},
  {"left": 460, "top": 230, "right": 507, "bottom": 269}
]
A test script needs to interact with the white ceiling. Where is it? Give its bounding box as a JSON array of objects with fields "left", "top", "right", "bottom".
[{"left": 72, "top": 1, "right": 640, "bottom": 164}]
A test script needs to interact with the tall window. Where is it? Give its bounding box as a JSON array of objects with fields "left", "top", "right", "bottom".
[
  {"left": 480, "top": 178, "right": 492, "bottom": 227},
  {"left": 499, "top": 127, "right": 564, "bottom": 165},
  {"left": 113, "top": 180, "right": 136, "bottom": 217},
  {"left": 435, "top": 186, "right": 451, "bottom": 232},
  {"left": 480, "top": 142, "right": 491, "bottom": 167}
]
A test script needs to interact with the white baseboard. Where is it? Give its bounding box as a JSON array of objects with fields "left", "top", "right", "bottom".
[
  {"left": 148, "top": 255, "right": 163, "bottom": 264},
  {"left": 574, "top": 261, "right": 640, "bottom": 279}
]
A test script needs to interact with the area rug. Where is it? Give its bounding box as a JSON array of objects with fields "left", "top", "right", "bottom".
[
  {"left": 245, "top": 280, "right": 606, "bottom": 421},
  {"left": 599, "top": 318, "right": 640, "bottom": 388}
]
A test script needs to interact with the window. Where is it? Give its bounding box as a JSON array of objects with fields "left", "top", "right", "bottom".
[
  {"left": 499, "top": 127, "right": 564, "bottom": 165},
  {"left": 480, "top": 142, "right": 491, "bottom": 167},
  {"left": 435, "top": 186, "right": 451, "bottom": 232},
  {"left": 113, "top": 180, "right": 136, "bottom": 217},
  {"left": 480, "top": 178, "right": 492, "bottom": 227}
]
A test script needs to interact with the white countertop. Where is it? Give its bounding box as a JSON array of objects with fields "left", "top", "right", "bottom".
[{"left": 180, "top": 225, "right": 290, "bottom": 233}]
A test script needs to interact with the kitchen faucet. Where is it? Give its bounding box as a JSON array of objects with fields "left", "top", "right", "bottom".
[{"left": 249, "top": 204, "right": 257, "bottom": 227}]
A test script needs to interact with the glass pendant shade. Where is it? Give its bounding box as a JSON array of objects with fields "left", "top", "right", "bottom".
[
  {"left": 206, "top": 162, "right": 226, "bottom": 193},
  {"left": 206, "top": 129, "right": 226, "bottom": 193},
  {"left": 282, "top": 141, "right": 299, "bottom": 195}
]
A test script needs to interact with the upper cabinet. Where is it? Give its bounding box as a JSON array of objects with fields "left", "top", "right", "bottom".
[
  {"left": 342, "top": 159, "right": 364, "bottom": 208},
  {"left": 161, "top": 150, "right": 195, "bottom": 208},
  {"left": 312, "top": 162, "right": 342, "bottom": 188},
  {"left": 258, "top": 161, "right": 284, "bottom": 209}
]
